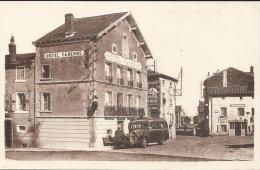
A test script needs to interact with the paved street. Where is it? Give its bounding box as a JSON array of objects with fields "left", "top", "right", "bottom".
[
  {"left": 5, "top": 135, "right": 253, "bottom": 161},
  {"left": 110, "top": 135, "right": 254, "bottom": 161}
]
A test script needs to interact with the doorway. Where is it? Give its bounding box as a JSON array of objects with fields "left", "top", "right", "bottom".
[
  {"left": 5, "top": 119, "right": 13, "bottom": 147},
  {"left": 235, "top": 122, "right": 241, "bottom": 136}
]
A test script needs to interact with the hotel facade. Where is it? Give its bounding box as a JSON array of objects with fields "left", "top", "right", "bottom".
[{"left": 5, "top": 12, "right": 153, "bottom": 149}]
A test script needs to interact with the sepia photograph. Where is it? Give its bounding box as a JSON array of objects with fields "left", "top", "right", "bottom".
[{"left": 0, "top": 1, "right": 259, "bottom": 169}]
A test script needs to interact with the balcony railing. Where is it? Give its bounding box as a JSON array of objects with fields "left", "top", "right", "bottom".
[
  {"left": 137, "top": 82, "right": 142, "bottom": 88},
  {"left": 104, "top": 106, "right": 145, "bottom": 117},
  {"left": 117, "top": 78, "right": 124, "bottom": 85},
  {"left": 105, "top": 76, "right": 113, "bottom": 83},
  {"left": 128, "top": 80, "right": 133, "bottom": 87}
]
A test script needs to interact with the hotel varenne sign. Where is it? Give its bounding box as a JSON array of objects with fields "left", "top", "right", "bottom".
[
  {"left": 104, "top": 51, "right": 142, "bottom": 70},
  {"left": 44, "top": 50, "right": 84, "bottom": 59}
]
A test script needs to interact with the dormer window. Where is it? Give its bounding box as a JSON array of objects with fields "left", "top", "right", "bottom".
[
  {"left": 132, "top": 52, "right": 137, "bottom": 61},
  {"left": 112, "top": 43, "right": 118, "bottom": 54},
  {"left": 122, "top": 34, "right": 129, "bottom": 58}
]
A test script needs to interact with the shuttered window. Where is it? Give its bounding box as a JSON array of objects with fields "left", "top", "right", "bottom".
[
  {"left": 16, "top": 92, "right": 26, "bottom": 111},
  {"left": 40, "top": 92, "right": 51, "bottom": 111}
]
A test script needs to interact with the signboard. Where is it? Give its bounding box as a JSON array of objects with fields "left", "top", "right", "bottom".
[
  {"left": 219, "top": 117, "right": 227, "bottom": 123},
  {"left": 44, "top": 50, "right": 84, "bottom": 59},
  {"left": 230, "top": 104, "right": 245, "bottom": 107},
  {"left": 148, "top": 88, "right": 159, "bottom": 105},
  {"left": 104, "top": 51, "right": 142, "bottom": 70}
]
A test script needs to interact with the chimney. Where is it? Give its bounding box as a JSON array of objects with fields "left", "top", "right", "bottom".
[
  {"left": 250, "top": 66, "right": 254, "bottom": 74},
  {"left": 8, "top": 36, "right": 16, "bottom": 55},
  {"left": 65, "top": 13, "right": 74, "bottom": 34}
]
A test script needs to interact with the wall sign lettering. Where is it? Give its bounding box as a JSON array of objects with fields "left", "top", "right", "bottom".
[{"left": 44, "top": 50, "right": 84, "bottom": 59}]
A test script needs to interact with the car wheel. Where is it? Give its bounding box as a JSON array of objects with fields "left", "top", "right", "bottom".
[
  {"left": 158, "top": 138, "right": 165, "bottom": 145},
  {"left": 141, "top": 137, "right": 148, "bottom": 148}
]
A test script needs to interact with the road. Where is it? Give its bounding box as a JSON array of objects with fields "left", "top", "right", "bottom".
[
  {"left": 5, "top": 135, "right": 253, "bottom": 161},
  {"left": 6, "top": 151, "right": 213, "bottom": 161}
]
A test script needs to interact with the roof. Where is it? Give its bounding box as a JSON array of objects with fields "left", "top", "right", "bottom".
[
  {"left": 148, "top": 69, "right": 178, "bottom": 82},
  {"left": 204, "top": 67, "right": 253, "bottom": 84},
  {"left": 205, "top": 86, "right": 254, "bottom": 96},
  {"left": 5, "top": 53, "right": 35, "bottom": 68},
  {"left": 34, "top": 12, "right": 127, "bottom": 44},
  {"left": 33, "top": 12, "right": 153, "bottom": 58}
]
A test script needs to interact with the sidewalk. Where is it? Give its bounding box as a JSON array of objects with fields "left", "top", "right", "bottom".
[{"left": 5, "top": 146, "right": 114, "bottom": 152}]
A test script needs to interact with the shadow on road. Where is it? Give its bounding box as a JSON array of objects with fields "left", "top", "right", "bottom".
[{"left": 225, "top": 144, "right": 254, "bottom": 148}]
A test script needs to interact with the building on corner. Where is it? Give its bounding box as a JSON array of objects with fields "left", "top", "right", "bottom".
[
  {"left": 203, "top": 67, "right": 254, "bottom": 136},
  {"left": 5, "top": 12, "right": 153, "bottom": 150}
]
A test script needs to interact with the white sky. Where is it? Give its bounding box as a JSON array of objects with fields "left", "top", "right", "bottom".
[{"left": 1, "top": 1, "right": 260, "bottom": 116}]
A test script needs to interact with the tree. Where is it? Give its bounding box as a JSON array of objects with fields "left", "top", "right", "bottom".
[
  {"left": 193, "top": 116, "right": 198, "bottom": 125},
  {"left": 184, "top": 116, "right": 191, "bottom": 125}
]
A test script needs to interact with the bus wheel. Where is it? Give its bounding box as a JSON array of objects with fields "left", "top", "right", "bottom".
[
  {"left": 158, "top": 138, "right": 165, "bottom": 145},
  {"left": 141, "top": 138, "right": 148, "bottom": 148}
]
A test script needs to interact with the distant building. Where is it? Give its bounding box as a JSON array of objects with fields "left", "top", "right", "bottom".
[
  {"left": 147, "top": 70, "right": 178, "bottom": 138},
  {"left": 203, "top": 67, "right": 254, "bottom": 136},
  {"left": 197, "top": 100, "right": 207, "bottom": 124}
]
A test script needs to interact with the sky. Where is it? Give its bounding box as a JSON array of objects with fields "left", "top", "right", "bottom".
[{"left": 1, "top": 1, "right": 260, "bottom": 116}]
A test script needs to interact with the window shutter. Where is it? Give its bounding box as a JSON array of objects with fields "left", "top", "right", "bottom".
[
  {"left": 25, "top": 92, "right": 30, "bottom": 111},
  {"left": 37, "top": 92, "right": 42, "bottom": 112},
  {"left": 11, "top": 93, "right": 16, "bottom": 112},
  {"left": 5, "top": 94, "right": 10, "bottom": 112}
]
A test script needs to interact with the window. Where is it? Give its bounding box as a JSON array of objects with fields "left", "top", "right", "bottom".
[
  {"left": 136, "top": 96, "right": 141, "bottom": 108},
  {"left": 170, "top": 94, "right": 173, "bottom": 105},
  {"left": 162, "top": 93, "right": 166, "bottom": 104},
  {"left": 105, "top": 63, "right": 112, "bottom": 83},
  {"left": 221, "top": 125, "right": 227, "bottom": 132},
  {"left": 105, "top": 91, "right": 112, "bottom": 106},
  {"left": 16, "top": 66, "right": 25, "bottom": 81},
  {"left": 117, "top": 93, "right": 123, "bottom": 107},
  {"left": 241, "top": 122, "right": 246, "bottom": 129},
  {"left": 127, "top": 94, "right": 133, "bottom": 107},
  {"left": 238, "top": 108, "right": 244, "bottom": 116},
  {"left": 252, "top": 108, "right": 254, "bottom": 116},
  {"left": 127, "top": 69, "right": 133, "bottom": 86},
  {"left": 221, "top": 107, "right": 227, "bottom": 117},
  {"left": 5, "top": 94, "right": 9, "bottom": 112},
  {"left": 162, "top": 80, "right": 165, "bottom": 87},
  {"left": 17, "top": 125, "right": 26, "bottom": 133},
  {"left": 122, "top": 34, "right": 129, "bottom": 58},
  {"left": 132, "top": 52, "right": 137, "bottom": 61},
  {"left": 16, "top": 92, "right": 26, "bottom": 111},
  {"left": 117, "top": 66, "right": 123, "bottom": 85},
  {"left": 136, "top": 71, "right": 142, "bottom": 88},
  {"left": 40, "top": 92, "right": 51, "bottom": 111},
  {"left": 170, "top": 81, "right": 172, "bottom": 87},
  {"left": 112, "top": 44, "right": 118, "bottom": 54},
  {"left": 105, "top": 63, "right": 112, "bottom": 77},
  {"left": 250, "top": 117, "right": 254, "bottom": 123},
  {"left": 42, "top": 65, "right": 51, "bottom": 79},
  {"left": 230, "top": 122, "right": 235, "bottom": 129}
]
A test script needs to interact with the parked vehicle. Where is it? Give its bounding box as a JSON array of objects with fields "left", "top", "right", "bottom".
[{"left": 113, "top": 118, "right": 169, "bottom": 148}]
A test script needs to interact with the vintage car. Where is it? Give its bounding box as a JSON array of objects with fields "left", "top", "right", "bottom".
[{"left": 113, "top": 118, "right": 169, "bottom": 148}]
